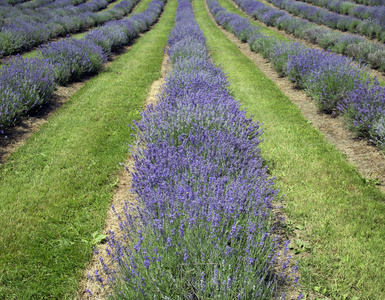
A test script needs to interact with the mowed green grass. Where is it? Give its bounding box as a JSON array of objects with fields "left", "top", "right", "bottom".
[
  {"left": 194, "top": 0, "right": 385, "bottom": 298},
  {"left": 0, "top": 0, "right": 176, "bottom": 298}
]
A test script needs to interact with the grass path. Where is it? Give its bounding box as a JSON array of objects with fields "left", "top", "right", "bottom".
[
  {"left": 194, "top": 0, "right": 385, "bottom": 298},
  {"left": 0, "top": 0, "right": 176, "bottom": 298}
]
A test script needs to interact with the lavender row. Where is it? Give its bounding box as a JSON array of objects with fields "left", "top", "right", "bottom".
[
  {"left": 0, "top": 0, "right": 104, "bottom": 24},
  {"left": 89, "top": 0, "right": 299, "bottom": 298},
  {"left": 345, "top": 0, "right": 385, "bottom": 6},
  {"left": 234, "top": 0, "right": 385, "bottom": 72},
  {"left": 6, "top": 0, "right": 32, "bottom": 4},
  {"left": 294, "top": 0, "right": 385, "bottom": 24},
  {"left": 266, "top": 0, "right": 385, "bottom": 41},
  {"left": 0, "top": 0, "right": 46, "bottom": 6},
  {"left": 0, "top": 0, "right": 124, "bottom": 56},
  {"left": 18, "top": 0, "right": 85, "bottom": 9},
  {"left": 4, "top": 0, "right": 60, "bottom": 6},
  {"left": 0, "top": 0, "right": 166, "bottom": 130},
  {"left": 208, "top": 0, "right": 385, "bottom": 148},
  {"left": 0, "top": 0, "right": 84, "bottom": 12}
]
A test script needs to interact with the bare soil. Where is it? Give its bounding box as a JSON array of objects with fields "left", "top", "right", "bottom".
[{"left": 75, "top": 52, "right": 170, "bottom": 300}]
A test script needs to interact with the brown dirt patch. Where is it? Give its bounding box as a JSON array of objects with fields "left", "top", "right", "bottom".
[{"left": 76, "top": 52, "right": 170, "bottom": 300}]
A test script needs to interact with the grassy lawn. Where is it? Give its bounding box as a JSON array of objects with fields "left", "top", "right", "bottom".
[
  {"left": 0, "top": 0, "right": 176, "bottom": 298},
  {"left": 194, "top": 0, "right": 385, "bottom": 298}
]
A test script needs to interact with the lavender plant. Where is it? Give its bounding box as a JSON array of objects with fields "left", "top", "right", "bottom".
[
  {"left": 270, "top": 41, "right": 306, "bottom": 76},
  {"left": 39, "top": 38, "right": 107, "bottom": 84},
  {"left": 0, "top": 56, "right": 55, "bottom": 128},
  {"left": 211, "top": 0, "right": 385, "bottom": 147},
  {"left": 85, "top": 21, "right": 137, "bottom": 56},
  {"left": 90, "top": 0, "right": 299, "bottom": 298},
  {"left": 338, "top": 79, "right": 385, "bottom": 142},
  {"left": 208, "top": 0, "right": 385, "bottom": 138},
  {"left": 286, "top": 48, "right": 368, "bottom": 112}
]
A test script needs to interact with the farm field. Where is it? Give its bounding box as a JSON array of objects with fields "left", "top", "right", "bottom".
[{"left": 1, "top": 0, "right": 385, "bottom": 298}]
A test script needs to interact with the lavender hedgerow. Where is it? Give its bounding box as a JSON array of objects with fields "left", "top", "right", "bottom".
[
  {"left": 208, "top": 0, "right": 369, "bottom": 113},
  {"left": 91, "top": 0, "right": 299, "bottom": 298}
]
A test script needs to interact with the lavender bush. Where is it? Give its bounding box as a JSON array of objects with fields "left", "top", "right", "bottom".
[
  {"left": 38, "top": 0, "right": 165, "bottom": 85},
  {"left": 0, "top": 56, "right": 55, "bottom": 128},
  {"left": 270, "top": 41, "right": 306, "bottom": 76},
  {"left": 89, "top": 0, "right": 299, "bottom": 298},
  {"left": 84, "top": 21, "right": 136, "bottom": 56},
  {"left": 209, "top": 0, "right": 369, "bottom": 113},
  {"left": 39, "top": 38, "right": 107, "bottom": 84},
  {"left": 286, "top": 48, "right": 368, "bottom": 112},
  {"left": 338, "top": 80, "right": 385, "bottom": 146}
]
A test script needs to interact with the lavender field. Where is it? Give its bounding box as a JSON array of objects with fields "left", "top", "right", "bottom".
[{"left": 1, "top": 0, "right": 385, "bottom": 298}]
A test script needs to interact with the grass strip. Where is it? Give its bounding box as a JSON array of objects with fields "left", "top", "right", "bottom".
[
  {"left": 100, "top": 0, "right": 125, "bottom": 11},
  {"left": 0, "top": 0, "right": 176, "bottom": 298},
  {"left": 217, "top": 0, "right": 286, "bottom": 40},
  {"left": 194, "top": 0, "right": 385, "bottom": 298}
]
